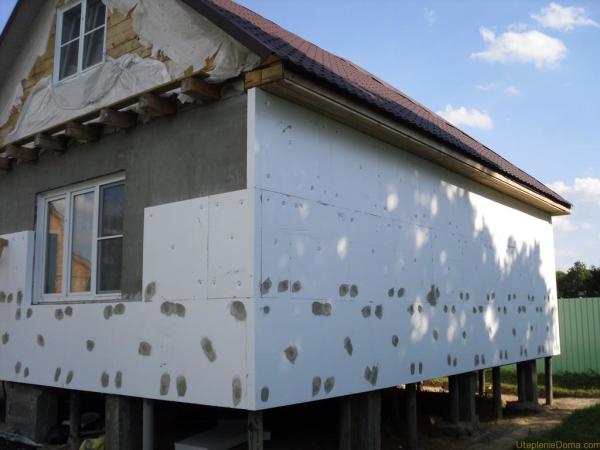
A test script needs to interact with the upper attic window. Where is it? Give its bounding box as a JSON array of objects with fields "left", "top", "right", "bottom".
[{"left": 54, "top": 0, "right": 107, "bottom": 82}]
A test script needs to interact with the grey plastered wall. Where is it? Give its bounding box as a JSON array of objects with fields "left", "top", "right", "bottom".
[{"left": 0, "top": 93, "right": 247, "bottom": 298}]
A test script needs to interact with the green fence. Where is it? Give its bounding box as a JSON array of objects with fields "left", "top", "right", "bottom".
[{"left": 540, "top": 297, "right": 600, "bottom": 374}]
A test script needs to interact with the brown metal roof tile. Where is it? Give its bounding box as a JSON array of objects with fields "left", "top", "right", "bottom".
[{"left": 185, "top": 0, "right": 569, "bottom": 208}]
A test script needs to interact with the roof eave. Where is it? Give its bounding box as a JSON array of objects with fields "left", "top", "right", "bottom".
[{"left": 254, "top": 64, "right": 571, "bottom": 216}]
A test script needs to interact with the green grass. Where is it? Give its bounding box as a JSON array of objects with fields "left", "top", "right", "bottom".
[
  {"left": 515, "top": 403, "right": 600, "bottom": 448},
  {"left": 425, "top": 367, "right": 600, "bottom": 398}
]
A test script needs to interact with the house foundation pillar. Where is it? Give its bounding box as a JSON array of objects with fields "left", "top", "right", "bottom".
[
  {"left": 477, "top": 370, "right": 485, "bottom": 396},
  {"left": 405, "top": 383, "right": 418, "bottom": 450},
  {"left": 448, "top": 375, "right": 459, "bottom": 424},
  {"left": 69, "top": 391, "right": 82, "bottom": 450},
  {"left": 524, "top": 360, "right": 539, "bottom": 404},
  {"left": 458, "top": 372, "right": 477, "bottom": 425},
  {"left": 545, "top": 357, "right": 553, "bottom": 406},
  {"left": 143, "top": 399, "right": 154, "bottom": 450},
  {"left": 516, "top": 362, "right": 526, "bottom": 402},
  {"left": 492, "top": 367, "right": 502, "bottom": 420},
  {"left": 248, "top": 410, "right": 263, "bottom": 450},
  {"left": 339, "top": 391, "right": 381, "bottom": 450},
  {"left": 5, "top": 382, "right": 59, "bottom": 443},
  {"left": 105, "top": 395, "right": 142, "bottom": 450}
]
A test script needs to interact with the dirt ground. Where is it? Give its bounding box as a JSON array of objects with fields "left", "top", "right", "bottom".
[
  {"left": 242, "top": 389, "right": 600, "bottom": 450},
  {"left": 394, "top": 393, "right": 600, "bottom": 450}
]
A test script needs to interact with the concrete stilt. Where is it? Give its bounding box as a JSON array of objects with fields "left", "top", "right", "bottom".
[
  {"left": 339, "top": 396, "right": 353, "bottom": 450},
  {"left": 477, "top": 370, "right": 485, "bottom": 396},
  {"left": 362, "top": 391, "right": 382, "bottom": 450},
  {"left": 5, "top": 383, "right": 58, "bottom": 443},
  {"left": 405, "top": 384, "right": 418, "bottom": 450},
  {"left": 142, "top": 399, "right": 154, "bottom": 450},
  {"left": 516, "top": 362, "right": 526, "bottom": 402},
  {"left": 448, "top": 375, "right": 459, "bottom": 424},
  {"left": 458, "top": 372, "right": 477, "bottom": 425},
  {"left": 545, "top": 357, "right": 553, "bottom": 406},
  {"left": 391, "top": 387, "right": 402, "bottom": 429},
  {"left": 530, "top": 360, "right": 539, "bottom": 404},
  {"left": 105, "top": 395, "right": 142, "bottom": 450},
  {"left": 523, "top": 360, "right": 539, "bottom": 403},
  {"left": 507, "top": 360, "right": 543, "bottom": 414},
  {"left": 248, "top": 411, "right": 263, "bottom": 450},
  {"left": 69, "top": 391, "right": 81, "bottom": 450},
  {"left": 492, "top": 367, "right": 502, "bottom": 420},
  {"left": 524, "top": 361, "right": 533, "bottom": 401},
  {"left": 339, "top": 391, "right": 381, "bottom": 450}
]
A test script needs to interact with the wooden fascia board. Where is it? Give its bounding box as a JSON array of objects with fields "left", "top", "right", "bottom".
[{"left": 262, "top": 70, "right": 571, "bottom": 217}]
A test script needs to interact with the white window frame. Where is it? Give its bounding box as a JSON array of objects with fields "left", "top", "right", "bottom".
[
  {"left": 53, "top": 0, "right": 108, "bottom": 84},
  {"left": 34, "top": 174, "right": 125, "bottom": 304}
]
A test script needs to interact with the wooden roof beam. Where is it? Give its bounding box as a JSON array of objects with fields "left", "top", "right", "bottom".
[
  {"left": 34, "top": 133, "right": 67, "bottom": 152},
  {"left": 0, "top": 238, "right": 7, "bottom": 258},
  {"left": 139, "top": 93, "right": 177, "bottom": 116},
  {"left": 5, "top": 144, "right": 38, "bottom": 162},
  {"left": 65, "top": 121, "right": 102, "bottom": 142},
  {"left": 99, "top": 108, "right": 137, "bottom": 129},
  {"left": 180, "top": 77, "right": 222, "bottom": 102},
  {"left": 0, "top": 156, "right": 11, "bottom": 171}
]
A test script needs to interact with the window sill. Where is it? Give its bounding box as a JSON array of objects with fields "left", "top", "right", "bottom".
[
  {"left": 53, "top": 59, "right": 105, "bottom": 86},
  {"left": 35, "top": 295, "right": 126, "bottom": 305}
]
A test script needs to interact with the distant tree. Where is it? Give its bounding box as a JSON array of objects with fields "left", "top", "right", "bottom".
[
  {"left": 556, "top": 270, "right": 567, "bottom": 298},
  {"left": 588, "top": 265, "right": 600, "bottom": 297},
  {"left": 556, "top": 261, "right": 592, "bottom": 298}
]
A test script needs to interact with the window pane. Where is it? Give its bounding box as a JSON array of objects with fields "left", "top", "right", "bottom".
[
  {"left": 70, "top": 192, "right": 94, "bottom": 293},
  {"left": 100, "top": 183, "right": 124, "bottom": 237},
  {"left": 85, "top": 0, "right": 106, "bottom": 31},
  {"left": 97, "top": 238, "right": 122, "bottom": 293},
  {"left": 83, "top": 27, "right": 104, "bottom": 69},
  {"left": 59, "top": 40, "right": 80, "bottom": 80},
  {"left": 44, "top": 199, "right": 66, "bottom": 294},
  {"left": 61, "top": 4, "right": 81, "bottom": 43}
]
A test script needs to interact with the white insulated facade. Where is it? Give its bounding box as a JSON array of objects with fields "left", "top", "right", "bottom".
[{"left": 0, "top": 88, "right": 560, "bottom": 410}]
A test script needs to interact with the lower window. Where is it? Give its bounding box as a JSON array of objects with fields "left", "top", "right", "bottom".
[{"left": 36, "top": 175, "right": 125, "bottom": 302}]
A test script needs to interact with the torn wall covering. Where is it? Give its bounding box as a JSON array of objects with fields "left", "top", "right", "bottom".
[{"left": 0, "top": 0, "right": 260, "bottom": 146}]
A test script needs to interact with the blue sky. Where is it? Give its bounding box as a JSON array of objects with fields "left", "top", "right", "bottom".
[{"left": 1, "top": 1, "right": 598, "bottom": 270}]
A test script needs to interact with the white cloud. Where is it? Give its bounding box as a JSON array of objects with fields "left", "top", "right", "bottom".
[
  {"left": 424, "top": 8, "right": 436, "bottom": 25},
  {"left": 504, "top": 85, "right": 521, "bottom": 95},
  {"left": 532, "top": 2, "right": 599, "bottom": 31},
  {"left": 508, "top": 22, "right": 529, "bottom": 32},
  {"left": 437, "top": 105, "right": 493, "bottom": 130},
  {"left": 476, "top": 82, "right": 501, "bottom": 91},
  {"left": 549, "top": 177, "right": 600, "bottom": 270},
  {"left": 553, "top": 217, "right": 591, "bottom": 232},
  {"left": 472, "top": 26, "right": 567, "bottom": 68},
  {"left": 549, "top": 177, "right": 600, "bottom": 204},
  {"left": 475, "top": 82, "right": 521, "bottom": 95}
]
